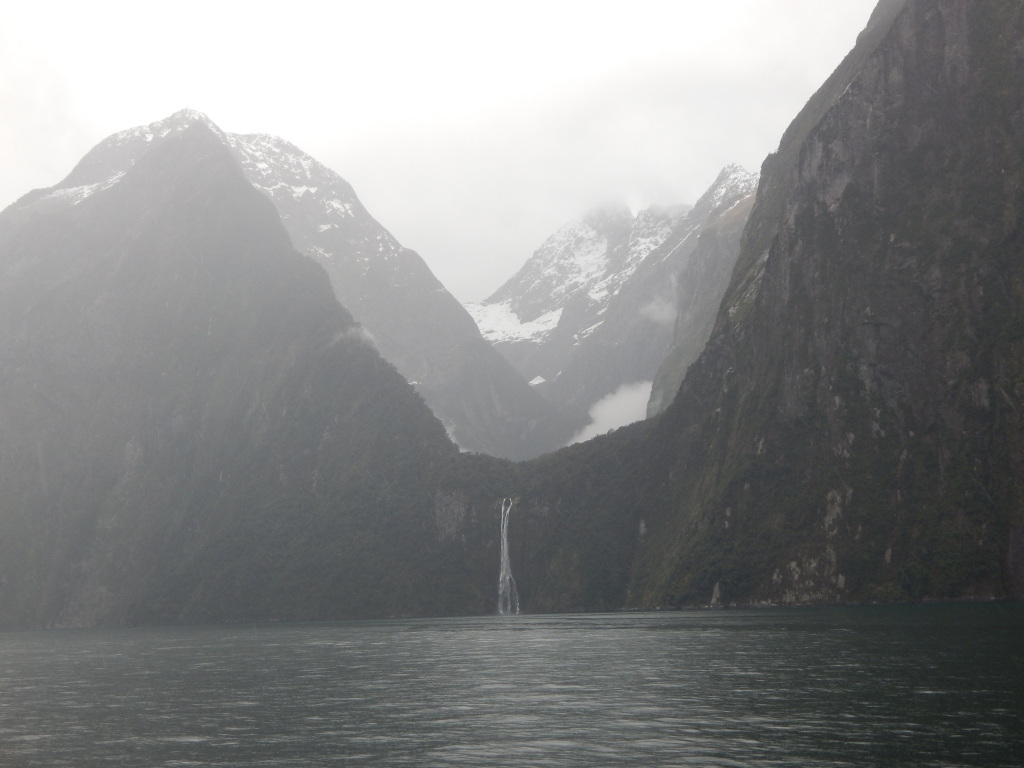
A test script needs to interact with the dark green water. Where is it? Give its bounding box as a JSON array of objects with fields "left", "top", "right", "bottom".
[{"left": 1, "top": 604, "right": 1021, "bottom": 766}]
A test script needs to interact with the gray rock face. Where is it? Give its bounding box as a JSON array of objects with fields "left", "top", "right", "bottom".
[
  {"left": 641, "top": 0, "right": 1024, "bottom": 606},
  {"left": 468, "top": 205, "right": 680, "bottom": 409},
  {"left": 31, "top": 110, "right": 577, "bottom": 460},
  {"left": 0, "top": 121, "right": 476, "bottom": 627},
  {"left": 647, "top": 187, "right": 755, "bottom": 416},
  {"left": 224, "top": 126, "right": 580, "bottom": 460},
  {"left": 498, "top": 0, "right": 1024, "bottom": 614}
]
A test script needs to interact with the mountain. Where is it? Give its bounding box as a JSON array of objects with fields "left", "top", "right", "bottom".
[
  {"left": 469, "top": 205, "right": 680, "bottom": 404},
  {"left": 646, "top": 0, "right": 1024, "bottom": 607},
  {"left": 468, "top": 166, "right": 757, "bottom": 428},
  {"left": 50, "top": 110, "right": 578, "bottom": 461},
  {"left": 646, "top": 183, "right": 756, "bottom": 416},
  {"left": 1, "top": 0, "right": 1018, "bottom": 627},
  {"left": 0, "top": 119, "right": 504, "bottom": 627},
  {"left": 502, "top": 0, "right": 1024, "bottom": 611}
]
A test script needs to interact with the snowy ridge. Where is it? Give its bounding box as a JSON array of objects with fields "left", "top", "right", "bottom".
[
  {"left": 491, "top": 206, "right": 631, "bottom": 322},
  {"left": 474, "top": 203, "right": 688, "bottom": 345},
  {"left": 692, "top": 163, "right": 759, "bottom": 218},
  {"left": 35, "top": 109, "right": 219, "bottom": 206},
  {"left": 625, "top": 206, "right": 681, "bottom": 268},
  {"left": 467, "top": 163, "right": 759, "bottom": 426},
  {"left": 105, "top": 108, "right": 223, "bottom": 147},
  {"left": 227, "top": 134, "right": 345, "bottom": 213},
  {"left": 35, "top": 109, "right": 404, "bottom": 274},
  {"left": 38, "top": 171, "right": 126, "bottom": 205},
  {"left": 226, "top": 133, "right": 402, "bottom": 269}
]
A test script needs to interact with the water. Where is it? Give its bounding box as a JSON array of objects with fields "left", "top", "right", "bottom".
[
  {"left": 498, "top": 497, "right": 520, "bottom": 616},
  {"left": 1, "top": 605, "right": 1022, "bottom": 767}
]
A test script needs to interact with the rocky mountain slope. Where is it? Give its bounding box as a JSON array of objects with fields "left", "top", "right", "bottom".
[
  {"left": 0, "top": 0, "right": 1018, "bottom": 628},
  {"left": 504, "top": 0, "right": 1024, "bottom": 611},
  {"left": 646, "top": 187, "right": 756, "bottom": 416},
  {"left": 0, "top": 120, "right": 499, "bottom": 627},
  {"left": 468, "top": 167, "right": 757, "bottom": 425},
  {"left": 46, "top": 110, "right": 578, "bottom": 461},
  {"left": 223, "top": 127, "right": 580, "bottom": 459}
]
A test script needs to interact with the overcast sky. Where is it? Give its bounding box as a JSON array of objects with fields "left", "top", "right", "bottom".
[{"left": 2, "top": 1, "right": 877, "bottom": 302}]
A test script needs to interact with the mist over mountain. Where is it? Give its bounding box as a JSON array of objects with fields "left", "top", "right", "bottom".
[
  {"left": 0, "top": 121, "right": 491, "bottom": 626},
  {"left": 646, "top": 178, "right": 757, "bottom": 416},
  {"left": 41, "top": 110, "right": 579, "bottom": 462},
  {"left": 506, "top": 0, "right": 1024, "bottom": 611},
  {"left": 468, "top": 166, "right": 757, "bottom": 433},
  {"left": 0, "top": 0, "right": 1020, "bottom": 628}
]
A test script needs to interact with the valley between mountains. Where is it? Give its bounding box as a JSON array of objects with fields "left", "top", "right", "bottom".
[{"left": 0, "top": 0, "right": 1021, "bottom": 627}]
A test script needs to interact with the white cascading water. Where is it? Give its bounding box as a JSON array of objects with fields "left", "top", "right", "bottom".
[{"left": 498, "top": 497, "right": 520, "bottom": 615}]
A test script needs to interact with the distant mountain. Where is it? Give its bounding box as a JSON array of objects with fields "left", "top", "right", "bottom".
[
  {"left": 647, "top": 182, "right": 756, "bottom": 416},
  {"left": 468, "top": 166, "right": 757, "bottom": 428},
  {"left": 46, "top": 110, "right": 578, "bottom": 460},
  {"left": 502, "top": 0, "right": 1024, "bottom": 611},
  {"left": 0, "top": 119, "right": 496, "bottom": 627},
  {"left": 1, "top": 0, "right": 1016, "bottom": 629}
]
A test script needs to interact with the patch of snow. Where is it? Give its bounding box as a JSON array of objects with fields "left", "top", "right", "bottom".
[
  {"left": 466, "top": 300, "right": 562, "bottom": 344},
  {"left": 310, "top": 245, "right": 333, "bottom": 261},
  {"left": 41, "top": 171, "right": 126, "bottom": 205},
  {"left": 325, "top": 199, "right": 353, "bottom": 217},
  {"left": 697, "top": 164, "right": 759, "bottom": 215},
  {"left": 574, "top": 320, "right": 604, "bottom": 342}
]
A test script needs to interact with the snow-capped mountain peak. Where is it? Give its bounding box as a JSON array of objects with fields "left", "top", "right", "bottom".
[
  {"left": 225, "top": 132, "right": 405, "bottom": 268},
  {"left": 21, "top": 109, "right": 222, "bottom": 210},
  {"left": 485, "top": 204, "right": 633, "bottom": 320},
  {"left": 466, "top": 201, "right": 688, "bottom": 346},
  {"left": 690, "top": 163, "right": 759, "bottom": 220},
  {"left": 467, "top": 164, "right": 758, "bottom": 427}
]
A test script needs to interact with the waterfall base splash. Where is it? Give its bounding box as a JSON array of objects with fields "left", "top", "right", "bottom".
[{"left": 498, "top": 497, "right": 520, "bottom": 615}]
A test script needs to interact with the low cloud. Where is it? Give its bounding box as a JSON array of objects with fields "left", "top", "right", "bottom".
[
  {"left": 330, "top": 324, "right": 377, "bottom": 350},
  {"left": 0, "top": 2, "right": 879, "bottom": 304},
  {"left": 567, "top": 381, "right": 653, "bottom": 446},
  {"left": 639, "top": 297, "right": 678, "bottom": 328}
]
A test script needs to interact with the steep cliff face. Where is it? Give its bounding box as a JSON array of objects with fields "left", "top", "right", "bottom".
[
  {"left": 27, "top": 110, "right": 576, "bottom": 463},
  {"left": 639, "top": 0, "right": 1024, "bottom": 607},
  {"left": 468, "top": 204, "right": 684, "bottom": 416},
  {"left": 543, "top": 167, "right": 757, "bottom": 419},
  {"left": 225, "top": 131, "right": 579, "bottom": 459},
  {"left": 469, "top": 167, "right": 756, "bottom": 426},
  {"left": 647, "top": 188, "right": 756, "bottom": 416},
  {"left": 0, "top": 122, "right": 488, "bottom": 627},
  {"left": 496, "top": 0, "right": 1024, "bottom": 614}
]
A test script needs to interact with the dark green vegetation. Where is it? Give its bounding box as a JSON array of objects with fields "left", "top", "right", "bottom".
[
  {"left": 512, "top": 0, "right": 1024, "bottom": 610},
  {"left": 0, "top": 124, "right": 499, "bottom": 626},
  {"left": 0, "top": 0, "right": 1020, "bottom": 627}
]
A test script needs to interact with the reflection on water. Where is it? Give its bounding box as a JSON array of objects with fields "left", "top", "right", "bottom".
[{"left": 1, "top": 604, "right": 1022, "bottom": 766}]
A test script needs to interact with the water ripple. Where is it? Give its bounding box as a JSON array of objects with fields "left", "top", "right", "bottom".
[{"left": 0, "top": 605, "right": 1022, "bottom": 766}]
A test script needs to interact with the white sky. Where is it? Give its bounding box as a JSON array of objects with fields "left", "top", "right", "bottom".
[{"left": 1, "top": 1, "right": 877, "bottom": 302}]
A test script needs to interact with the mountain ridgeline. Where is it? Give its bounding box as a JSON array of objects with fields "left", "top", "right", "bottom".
[
  {"left": 223, "top": 130, "right": 581, "bottom": 460},
  {"left": 0, "top": 123, "right": 498, "bottom": 626},
  {"left": 507, "top": 0, "right": 1024, "bottom": 610},
  {"left": 46, "top": 111, "right": 579, "bottom": 462},
  {"left": 0, "top": 0, "right": 1021, "bottom": 628},
  {"left": 468, "top": 166, "right": 758, "bottom": 424}
]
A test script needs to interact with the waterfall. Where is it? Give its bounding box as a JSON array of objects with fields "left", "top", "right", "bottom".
[{"left": 498, "top": 497, "right": 520, "bottom": 615}]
